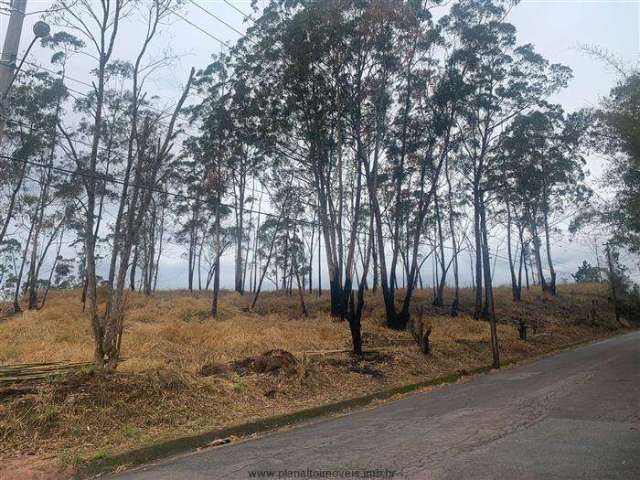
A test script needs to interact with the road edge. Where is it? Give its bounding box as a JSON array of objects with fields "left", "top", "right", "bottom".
[{"left": 80, "top": 329, "right": 634, "bottom": 479}]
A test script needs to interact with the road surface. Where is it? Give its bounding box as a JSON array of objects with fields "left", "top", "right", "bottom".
[{"left": 112, "top": 331, "right": 640, "bottom": 479}]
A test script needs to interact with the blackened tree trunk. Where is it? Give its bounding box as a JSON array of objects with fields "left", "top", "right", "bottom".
[
  {"left": 152, "top": 193, "right": 167, "bottom": 293},
  {"left": 346, "top": 215, "right": 374, "bottom": 356},
  {"left": 27, "top": 187, "right": 47, "bottom": 310},
  {"left": 129, "top": 245, "right": 138, "bottom": 291},
  {"left": 187, "top": 207, "right": 199, "bottom": 292},
  {"left": 143, "top": 201, "right": 157, "bottom": 296},
  {"left": 307, "top": 219, "right": 315, "bottom": 293}
]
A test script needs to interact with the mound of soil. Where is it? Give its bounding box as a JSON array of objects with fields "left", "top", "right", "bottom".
[
  {"left": 253, "top": 350, "right": 298, "bottom": 374},
  {"left": 200, "top": 350, "right": 298, "bottom": 378}
]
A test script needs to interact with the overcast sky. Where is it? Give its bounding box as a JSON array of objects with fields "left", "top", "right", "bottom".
[{"left": 3, "top": 0, "right": 639, "bottom": 289}]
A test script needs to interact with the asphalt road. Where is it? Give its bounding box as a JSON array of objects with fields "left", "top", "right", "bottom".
[{"left": 112, "top": 331, "right": 640, "bottom": 480}]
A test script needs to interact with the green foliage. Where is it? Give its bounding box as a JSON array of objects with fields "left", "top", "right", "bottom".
[
  {"left": 596, "top": 74, "right": 640, "bottom": 253},
  {"left": 608, "top": 247, "right": 640, "bottom": 321},
  {"left": 499, "top": 107, "right": 590, "bottom": 225},
  {"left": 571, "top": 261, "right": 604, "bottom": 284}
]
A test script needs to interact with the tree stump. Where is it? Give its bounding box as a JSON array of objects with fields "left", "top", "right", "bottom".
[
  {"left": 420, "top": 326, "right": 432, "bottom": 355},
  {"left": 410, "top": 308, "right": 431, "bottom": 355},
  {"left": 518, "top": 320, "right": 528, "bottom": 341}
]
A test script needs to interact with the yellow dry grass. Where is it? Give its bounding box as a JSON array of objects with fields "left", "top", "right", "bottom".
[
  {"left": 0, "top": 282, "right": 629, "bottom": 471},
  {"left": 0, "top": 290, "right": 349, "bottom": 371},
  {"left": 0, "top": 282, "right": 615, "bottom": 372}
]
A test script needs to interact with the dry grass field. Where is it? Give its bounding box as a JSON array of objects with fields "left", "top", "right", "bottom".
[{"left": 0, "top": 282, "right": 629, "bottom": 476}]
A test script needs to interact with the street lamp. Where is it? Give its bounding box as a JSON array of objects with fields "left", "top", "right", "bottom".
[
  {"left": 2, "top": 21, "right": 51, "bottom": 97},
  {"left": 0, "top": 19, "right": 50, "bottom": 141},
  {"left": 32, "top": 21, "right": 51, "bottom": 39}
]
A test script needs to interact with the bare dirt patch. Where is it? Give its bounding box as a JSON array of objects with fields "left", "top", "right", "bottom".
[{"left": 0, "top": 455, "right": 75, "bottom": 480}]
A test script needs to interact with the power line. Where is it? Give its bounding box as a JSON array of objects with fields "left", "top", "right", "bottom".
[
  {"left": 1, "top": 151, "right": 583, "bottom": 276},
  {"left": 174, "top": 1, "right": 328, "bottom": 166},
  {"left": 0, "top": 112, "right": 166, "bottom": 159},
  {"left": 3, "top": 4, "right": 585, "bottom": 278},
  {"left": 11, "top": 48, "right": 312, "bottom": 170},
  {"left": 169, "top": 8, "right": 230, "bottom": 48},
  {"left": 4, "top": 60, "right": 317, "bottom": 196},
  {"left": 2, "top": 3, "right": 316, "bottom": 189},
  {"left": 178, "top": 2, "right": 486, "bottom": 185},
  {"left": 0, "top": 152, "right": 316, "bottom": 228},
  {"left": 14, "top": 59, "right": 181, "bottom": 122},
  {"left": 2, "top": 85, "right": 584, "bottom": 275},
  {"left": 22, "top": 59, "right": 94, "bottom": 90},
  {"left": 188, "top": 0, "right": 246, "bottom": 37},
  {"left": 0, "top": 153, "right": 469, "bottom": 254},
  {"left": 221, "top": 0, "right": 254, "bottom": 21},
  {"left": 0, "top": 1, "right": 75, "bottom": 16}
]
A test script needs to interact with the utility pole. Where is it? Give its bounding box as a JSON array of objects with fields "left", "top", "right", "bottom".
[
  {"left": 605, "top": 242, "right": 622, "bottom": 325},
  {"left": 0, "top": 0, "right": 28, "bottom": 140}
]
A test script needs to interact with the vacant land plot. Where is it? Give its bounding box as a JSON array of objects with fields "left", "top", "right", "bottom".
[{"left": 0, "top": 283, "right": 628, "bottom": 477}]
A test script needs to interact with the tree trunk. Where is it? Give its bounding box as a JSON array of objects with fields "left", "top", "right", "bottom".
[
  {"left": 445, "top": 157, "right": 459, "bottom": 316},
  {"left": 517, "top": 225, "right": 525, "bottom": 295},
  {"left": 293, "top": 257, "right": 308, "bottom": 317},
  {"left": 506, "top": 199, "right": 521, "bottom": 302},
  {"left": 187, "top": 213, "right": 196, "bottom": 292},
  {"left": 518, "top": 225, "right": 530, "bottom": 291},
  {"left": 371, "top": 222, "right": 378, "bottom": 293},
  {"left": 101, "top": 68, "right": 194, "bottom": 371},
  {"left": 0, "top": 158, "right": 27, "bottom": 246},
  {"left": 473, "top": 191, "right": 483, "bottom": 319},
  {"left": 542, "top": 208, "right": 557, "bottom": 296},
  {"left": 251, "top": 188, "right": 292, "bottom": 309},
  {"left": 480, "top": 198, "right": 500, "bottom": 369},
  {"left": 152, "top": 197, "right": 165, "bottom": 293},
  {"left": 27, "top": 207, "right": 44, "bottom": 310},
  {"left": 129, "top": 245, "right": 138, "bottom": 291},
  {"left": 234, "top": 178, "right": 245, "bottom": 294},
  {"left": 347, "top": 215, "right": 373, "bottom": 356},
  {"left": 13, "top": 218, "right": 35, "bottom": 313},
  {"left": 211, "top": 190, "right": 221, "bottom": 317},
  {"left": 40, "top": 226, "right": 65, "bottom": 309},
  {"left": 317, "top": 228, "right": 322, "bottom": 297},
  {"left": 434, "top": 191, "right": 448, "bottom": 307},
  {"left": 530, "top": 218, "right": 548, "bottom": 292},
  {"left": 197, "top": 234, "right": 204, "bottom": 291}
]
